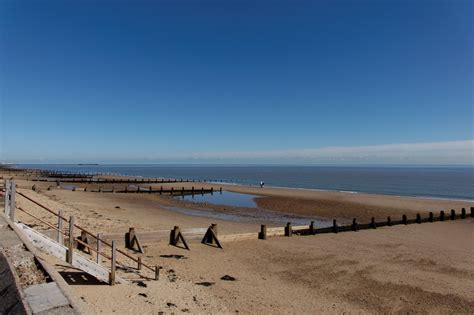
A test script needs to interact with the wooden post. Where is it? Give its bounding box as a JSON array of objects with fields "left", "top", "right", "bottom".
[
  {"left": 416, "top": 213, "right": 421, "bottom": 224},
  {"left": 258, "top": 225, "right": 267, "bottom": 240},
  {"left": 471, "top": 207, "right": 474, "bottom": 218},
  {"left": 149, "top": 186, "right": 152, "bottom": 194},
  {"left": 402, "top": 215, "right": 407, "bottom": 225},
  {"left": 370, "top": 217, "right": 376, "bottom": 229},
  {"left": 352, "top": 218, "right": 358, "bottom": 231},
  {"left": 9, "top": 181, "right": 16, "bottom": 222},
  {"left": 109, "top": 241, "right": 116, "bottom": 285},
  {"left": 155, "top": 266, "right": 160, "bottom": 280},
  {"left": 181, "top": 187, "right": 184, "bottom": 196},
  {"left": 461, "top": 208, "right": 466, "bottom": 219},
  {"left": 57, "top": 210, "right": 64, "bottom": 244},
  {"left": 450, "top": 209, "right": 456, "bottom": 220},
  {"left": 137, "top": 256, "right": 142, "bottom": 270},
  {"left": 170, "top": 226, "right": 178, "bottom": 245},
  {"left": 67, "top": 216, "right": 75, "bottom": 264},
  {"left": 160, "top": 186, "right": 163, "bottom": 194},
  {"left": 96, "top": 233, "right": 102, "bottom": 264},
  {"left": 126, "top": 227, "right": 135, "bottom": 249},
  {"left": 201, "top": 187, "right": 204, "bottom": 195},
  {"left": 429, "top": 212, "right": 434, "bottom": 222},
  {"left": 332, "top": 219, "right": 338, "bottom": 233},
  {"left": 219, "top": 187, "right": 222, "bottom": 193},
  {"left": 440, "top": 210, "right": 445, "bottom": 221},
  {"left": 284, "top": 222, "right": 292, "bottom": 237},
  {"left": 387, "top": 216, "right": 392, "bottom": 226},
  {"left": 4, "top": 179, "right": 10, "bottom": 217},
  {"left": 309, "top": 221, "right": 315, "bottom": 234}
]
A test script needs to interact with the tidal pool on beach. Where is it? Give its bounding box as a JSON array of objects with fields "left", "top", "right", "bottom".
[{"left": 176, "top": 191, "right": 258, "bottom": 208}]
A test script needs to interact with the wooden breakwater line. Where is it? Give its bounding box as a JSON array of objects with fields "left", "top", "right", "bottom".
[
  {"left": 83, "top": 186, "right": 222, "bottom": 196},
  {"left": 31, "top": 177, "right": 224, "bottom": 184},
  {"left": 3, "top": 180, "right": 159, "bottom": 285},
  {"left": 101, "top": 207, "right": 474, "bottom": 251}
]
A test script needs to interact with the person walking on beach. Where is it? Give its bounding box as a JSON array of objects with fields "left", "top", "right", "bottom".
[{"left": 260, "top": 181, "right": 264, "bottom": 188}]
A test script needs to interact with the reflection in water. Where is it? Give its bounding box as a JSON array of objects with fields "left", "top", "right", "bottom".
[{"left": 178, "top": 191, "right": 258, "bottom": 208}]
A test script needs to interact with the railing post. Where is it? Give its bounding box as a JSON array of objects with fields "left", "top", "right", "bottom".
[
  {"left": 9, "top": 181, "right": 16, "bottom": 222},
  {"left": 67, "top": 216, "right": 75, "bottom": 264},
  {"left": 109, "top": 241, "right": 116, "bottom": 285},
  {"left": 4, "top": 179, "right": 10, "bottom": 217},
  {"left": 96, "top": 233, "right": 102, "bottom": 264},
  {"left": 57, "top": 210, "right": 64, "bottom": 244}
]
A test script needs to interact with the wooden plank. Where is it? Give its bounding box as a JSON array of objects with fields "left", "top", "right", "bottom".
[{"left": 15, "top": 223, "right": 124, "bottom": 284}]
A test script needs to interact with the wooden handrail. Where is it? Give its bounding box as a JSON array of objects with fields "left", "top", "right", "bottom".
[
  {"left": 16, "top": 189, "right": 156, "bottom": 273},
  {"left": 16, "top": 206, "right": 67, "bottom": 236}
]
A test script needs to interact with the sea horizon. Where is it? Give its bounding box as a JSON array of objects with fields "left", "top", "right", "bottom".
[{"left": 13, "top": 163, "right": 474, "bottom": 201}]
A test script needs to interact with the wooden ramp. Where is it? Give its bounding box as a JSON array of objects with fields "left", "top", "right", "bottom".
[{"left": 15, "top": 222, "right": 125, "bottom": 284}]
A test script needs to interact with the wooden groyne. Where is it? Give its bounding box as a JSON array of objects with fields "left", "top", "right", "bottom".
[
  {"left": 31, "top": 177, "right": 222, "bottom": 184},
  {"left": 69, "top": 186, "right": 222, "bottom": 196}
]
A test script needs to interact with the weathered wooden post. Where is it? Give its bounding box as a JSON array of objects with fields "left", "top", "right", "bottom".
[
  {"left": 309, "top": 221, "right": 315, "bottom": 234},
  {"left": 201, "top": 187, "right": 204, "bottom": 195},
  {"left": 258, "top": 225, "right": 267, "bottom": 240},
  {"left": 461, "top": 208, "right": 466, "bottom": 219},
  {"left": 219, "top": 187, "right": 222, "bottom": 194},
  {"left": 387, "top": 216, "right": 392, "bottom": 226},
  {"left": 416, "top": 213, "right": 421, "bottom": 224},
  {"left": 4, "top": 179, "right": 10, "bottom": 217},
  {"left": 57, "top": 210, "right": 64, "bottom": 244},
  {"left": 191, "top": 186, "right": 194, "bottom": 195},
  {"left": 429, "top": 212, "right": 434, "bottom": 222},
  {"left": 211, "top": 187, "right": 214, "bottom": 194},
  {"left": 96, "top": 233, "right": 102, "bottom": 264},
  {"left": 284, "top": 222, "right": 292, "bottom": 237},
  {"left": 155, "top": 266, "right": 160, "bottom": 280},
  {"left": 137, "top": 256, "right": 142, "bottom": 270},
  {"left": 402, "top": 215, "right": 407, "bottom": 225},
  {"left": 109, "top": 241, "right": 116, "bottom": 285},
  {"left": 181, "top": 187, "right": 184, "bottom": 196},
  {"left": 160, "top": 186, "right": 163, "bottom": 195},
  {"left": 370, "top": 217, "right": 376, "bottom": 229},
  {"left": 67, "top": 216, "right": 75, "bottom": 264},
  {"left": 332, "top": 219, "right": 338, "bottom": 233},
  {"left": 9, "top": 181, "right": 16, "bottom": 222},
  {"left": 450, "top": 209, "right": 456, "bottom": 220},
  {"left": 171, "top": 187, "right": 174, "bottom": 195},
  {"left": 351, "top": 218, "right": 358, "bottom": 231},
  {"left": 440, "top": 210, "right": 445, "bottom": 221},
  {"left": 149, "top": 186, "right": 152, "bottom": 194}
]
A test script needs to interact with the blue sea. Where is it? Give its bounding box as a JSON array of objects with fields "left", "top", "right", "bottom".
[{"left": 17, "top": 164, "right": 474, "bottom": 201}]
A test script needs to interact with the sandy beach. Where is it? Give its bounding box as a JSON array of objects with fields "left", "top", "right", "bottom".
[{"left": 2, "top": 169, "right": 474, "bottom": 314}]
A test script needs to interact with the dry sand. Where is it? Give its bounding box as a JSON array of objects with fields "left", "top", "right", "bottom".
[{"left": 3, "top": 171, "right": 474, "bottom": 314}]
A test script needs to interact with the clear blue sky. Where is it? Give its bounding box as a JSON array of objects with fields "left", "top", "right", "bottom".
[{"left": 0, "top": 0, "right": 472, "bottom": 164}]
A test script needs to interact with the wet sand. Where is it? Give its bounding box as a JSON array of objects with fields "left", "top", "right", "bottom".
[{"left": 3, "top": 170, "right": 474, "bottom": 313}]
